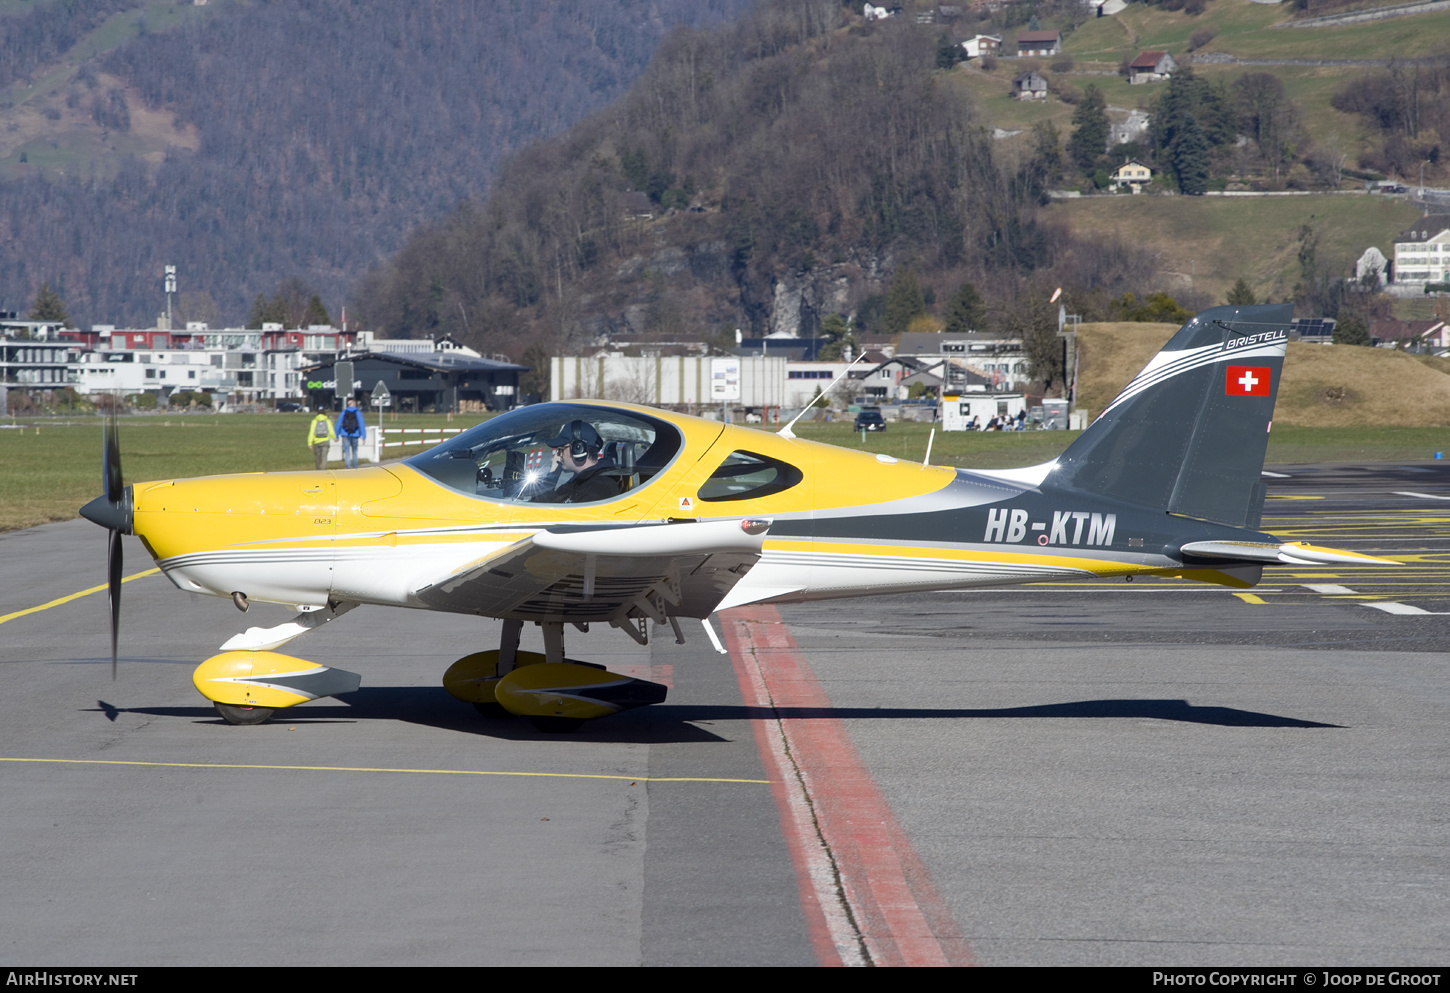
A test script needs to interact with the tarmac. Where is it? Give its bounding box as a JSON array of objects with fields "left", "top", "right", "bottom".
[{"left": 1, "top": 463, "right": 1448, "bottom": 966}]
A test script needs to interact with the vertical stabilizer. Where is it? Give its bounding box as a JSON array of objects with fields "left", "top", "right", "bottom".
[{"left": 1049, "top": 304, "right": 1291, "bottom": 528}]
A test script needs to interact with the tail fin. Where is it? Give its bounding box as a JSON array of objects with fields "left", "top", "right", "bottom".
[{"left": 1050, "top": 304, "right": 1292, "bottom": 529}]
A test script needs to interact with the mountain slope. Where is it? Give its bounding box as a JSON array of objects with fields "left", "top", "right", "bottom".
[{"left": 0, "top": 0, "right": 750, "bottom": 327}]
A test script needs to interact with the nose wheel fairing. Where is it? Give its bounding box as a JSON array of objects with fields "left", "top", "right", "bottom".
[{"left": 192, "top": 651, "right": 361, "bottom": 721}]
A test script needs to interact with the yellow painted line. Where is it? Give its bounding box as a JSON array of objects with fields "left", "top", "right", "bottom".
[
  {"left": 0, "top": 569, "right": 160, "bottom": 625},
  {"left": 0, "top": 756, "right": 769, "bottom": 784},
  {"left": 1232, "top": 592, "right": 1267, "bottom": 604}
]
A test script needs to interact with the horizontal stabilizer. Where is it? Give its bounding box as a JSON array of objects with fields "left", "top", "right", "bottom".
[{"left": 1180, "top": 540, "right": 1401, "bottom": 566}]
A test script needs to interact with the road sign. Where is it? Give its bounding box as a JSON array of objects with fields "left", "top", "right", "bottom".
[{"left": 371, "top": 379, "right": 392, "bottom": 408}]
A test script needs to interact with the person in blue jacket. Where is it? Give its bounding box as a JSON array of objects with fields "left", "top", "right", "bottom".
[{"left": 335, "top": 399, "right": 366, "bottom": 469}]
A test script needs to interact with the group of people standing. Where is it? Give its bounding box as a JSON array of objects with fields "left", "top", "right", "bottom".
[{"left": 305, "top": 399, "right": 367, "bottom": 470}]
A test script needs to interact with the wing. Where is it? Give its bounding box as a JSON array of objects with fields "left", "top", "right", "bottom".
[{"left": 412, "top": 519, "right": 770, "bottom": 634}]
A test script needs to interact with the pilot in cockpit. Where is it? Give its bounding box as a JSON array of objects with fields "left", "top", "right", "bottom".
[{"left": 532, "top": 419, "right": 622, "bottom": 504}]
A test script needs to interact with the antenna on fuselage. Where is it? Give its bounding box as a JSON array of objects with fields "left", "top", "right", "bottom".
[{"left": 777, "top": 351, "right": 868, "bottom": 440}]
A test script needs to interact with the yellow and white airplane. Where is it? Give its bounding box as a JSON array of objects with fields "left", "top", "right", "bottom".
[{"left": 81, "top": 304, "right": 1392, "bottom": 730}]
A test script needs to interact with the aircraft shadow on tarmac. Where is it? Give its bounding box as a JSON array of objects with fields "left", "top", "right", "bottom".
[
  {"left": 89, "top": 691, "right": 1340, "bottom": 741},
  {"left": 90, "top": 687, "right": 732, "bottom": 743}
]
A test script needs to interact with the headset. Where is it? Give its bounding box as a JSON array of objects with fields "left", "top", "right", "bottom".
[{"left": 557, "top": 420, "right": 603, "bottom": 461}]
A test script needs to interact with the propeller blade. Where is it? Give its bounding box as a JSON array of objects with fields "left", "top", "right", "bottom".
[
  {"left": 108, "top": 528, "right": 121, "bottom": 680},
  {"left": 103, "top": 398, "right": 122, "bottom": 505}
]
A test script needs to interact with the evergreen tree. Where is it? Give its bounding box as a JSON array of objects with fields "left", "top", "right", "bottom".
[
  {"left": 1151, "top": 68, "right": 1231, "bottom": 184},
  {"left": 942, "top": 282, "right": 985, "bottom": 334},
  {"left": 1113, "top": 292, "right": 1193, "bottom": 323},
  {"left": 819, "top": 313, "right": 856, "bottom": 360},
  {"left": 28, "top": 282, "right": 69, "bottom": 324},
  {"left": 246, "top": 293, "right": 285, "bottom": 329},
  {"left": 302, "top": 295, "right": 332, "bottom": 327},
  {"left": 1332, "top": 309, "right": 1372, "bottom": 346},
  {"left": 882, "top": 269, "right": 926, "bottom": 336},
  {"left": 1226, "top": 278, "right": 1257, "bottom": 306},
  {"left": 935, "top": 33, "right": 960, "bottom": 71},
  {"left": 1067, "top": 85, "right": 1109, "bottom": 175},
  {"left": 1172, "top": 114, "right": 1210, "bottom": 195}
]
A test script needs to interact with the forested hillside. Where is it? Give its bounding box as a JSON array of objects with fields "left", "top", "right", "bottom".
[
  {"left": 355, "top": 0, "right": 1164, "bottom": 390},
  {"left": 351, "top": 0, "right": 1450, "bottom": 383},
  {"left": 0, "top": 0, "right": 749, "bottom": 327}
]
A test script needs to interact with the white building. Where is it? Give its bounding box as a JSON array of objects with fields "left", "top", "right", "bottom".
[
  {"left": 1393, "top": 215, "right": 1450, "bottom": 290},
  {"left": 552, "top": 354, "right": 788, "bottom": 410},
  {"left": 62, "top": 323, "right": 358, "bottom": 405},
  {"left": 961, "top": 35, "right": 1002, "bottom": 59},
  {"left": 0, "top": 321, "right": 73, "bottom": 389}
]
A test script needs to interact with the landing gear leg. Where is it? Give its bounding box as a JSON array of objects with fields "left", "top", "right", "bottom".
[
  {"left": 541, "top": 622, "right": 565, "bottom": 664},
  {"left": 471, "top": 618, "right": 524, "bottom": 717},
  {"left": 445, "top": 620, "right": 667, "bottom": 732},
  {"left": 529, "top": 622, "right": 584, "bottom": 731}
]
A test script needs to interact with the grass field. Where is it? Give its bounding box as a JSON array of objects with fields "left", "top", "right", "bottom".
[
  {"left": 0, "top": 412, "right": 489, "bottom": 533},
  {"left": 1065, "top": 0, "right": 1450, "bottom": 62},
  {"left": 1048, "top": 193, "right": 1422, "bottom": 305},
  {"left": 1075, "top": 322, "right": 1450, "bottom": 427},
  {"left": 4, "top": 409, "right": 1448, "bottom": 534}
]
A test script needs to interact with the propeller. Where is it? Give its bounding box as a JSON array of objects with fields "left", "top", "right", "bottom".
[{"left": 79, "top": 399, "right": 132, "bottom": 679}]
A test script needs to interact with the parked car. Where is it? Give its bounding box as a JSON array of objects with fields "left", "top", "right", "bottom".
[
  {"left": 854, "top": 408, "right": 886, "bottom": 432},
  {"left": 276, "top": 402, "right": 307, "bottom": 412}
]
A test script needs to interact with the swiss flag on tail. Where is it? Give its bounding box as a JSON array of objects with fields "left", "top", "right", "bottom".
[{"left": 1226, "top": 365, "right": 1271, "bottom": 396}]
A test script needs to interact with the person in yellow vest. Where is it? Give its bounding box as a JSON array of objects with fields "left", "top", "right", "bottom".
[{"left": 305, "top": 411, "right": 335, "bottom": 469}]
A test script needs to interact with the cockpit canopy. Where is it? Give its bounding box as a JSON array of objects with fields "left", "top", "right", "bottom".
[{"left": 405, "top": 404, "right": 683, "bottom": 504}]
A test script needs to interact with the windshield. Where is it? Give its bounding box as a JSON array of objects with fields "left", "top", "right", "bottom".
[{"left": 404, "top": 404, "right": 682, "bottom": 504}]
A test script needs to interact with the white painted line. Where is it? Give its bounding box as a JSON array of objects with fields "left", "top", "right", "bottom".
[
  {"left": 1261, "top": 470, "right": 1291, "bottom": 478},
  {"left": 1303, "top": 584, "right": 1358, "bottom": 594},
  {"left": 1363, "top": 602, "right": 1450, "bottom": 615},
  {"left": 1394, "top": 491, "right": 1450, "bottom": 501}
]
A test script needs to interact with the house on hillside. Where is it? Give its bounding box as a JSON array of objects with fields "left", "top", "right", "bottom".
[
  {"left": 621, "top": 192, "right": 654, "bottom": 219},
  {"left": 1370, "top": 318, "right": 1449, "bottom": 349},
  {"left": 1129, "top": 50, "right": 1176, "bottom": 84},
  {"left": 1015, "top": 30, "right": 1061, "bottom": 57},
  {"left": 1112, "top": 160, "right": 1152, "bottom": 193},
  {"left": 1013, "top": 70, "right": 1049, "bottom": 100},
  {"left": 1393, "top": 214, "right": 1450, "bottom": 291},
  {"left": 961, "top": 34, "right": 1002, "bottom": 59}
]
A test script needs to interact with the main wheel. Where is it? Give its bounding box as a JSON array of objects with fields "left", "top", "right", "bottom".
[{"left": 214, "top": 702, "right": 275, "bottom": 725}]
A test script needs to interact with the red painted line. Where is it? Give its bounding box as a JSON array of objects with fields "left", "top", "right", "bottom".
[{"left": 722, "top": 605, "right": 974, "bottom": 968}]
